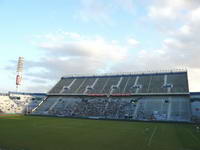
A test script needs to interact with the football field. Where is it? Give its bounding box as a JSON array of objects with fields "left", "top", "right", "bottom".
[{"left": 0, "top": 115, "right": 200, "bottom": 150}]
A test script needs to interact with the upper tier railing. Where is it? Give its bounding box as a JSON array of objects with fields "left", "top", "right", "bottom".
[{"left": 62, "top": 69, "right": 187, "bottom": 79}]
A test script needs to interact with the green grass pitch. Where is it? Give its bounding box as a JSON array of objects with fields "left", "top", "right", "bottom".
[{"left": 0, "top": 115, "right": 200, "bottom": 150}]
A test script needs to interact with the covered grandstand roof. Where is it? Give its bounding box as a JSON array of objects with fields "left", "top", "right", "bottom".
[
  {"left": 49, "top": 70, "right": 189, "bottom": 96},
  {"left": 9, "top": 91, "right": 47, "bottom": 96}
]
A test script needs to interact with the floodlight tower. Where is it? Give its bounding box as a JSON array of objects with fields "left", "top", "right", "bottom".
[{"left": 16, "top": 56, "right": 24, "bottom": 92}]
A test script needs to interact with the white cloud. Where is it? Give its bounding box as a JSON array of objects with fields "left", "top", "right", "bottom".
[
  {"left": 127, "top": 38, "right": 139, "bottom": 47},
  {"left": 179, "top": 25, "right": 191, "bottom": 35},
  {"left": 76, "top": 0, "right": 135, "bottom": 24},
  {"left": 188, "top": 69, "right": 200, "bottom": 92},
  {"left": 148, "top": 0, "right": 200, "bottom": 33},
  {"left": 149, "top": 6, "right": 176, "bottom": 20},
  {"left": 26, "top": 31, "right": 136, "bottom": 84},
  {"left": 37, "top": 32, "right": 128, "bottom": 61},
  {"left": 149, "top": 0, "right": 200, "bottom": 21},
  {"left": 190, "top": 7, "right": 200, "bottom": 22},
  {"left": 78, "top": 0, "right": 112, "bottom": 24}
]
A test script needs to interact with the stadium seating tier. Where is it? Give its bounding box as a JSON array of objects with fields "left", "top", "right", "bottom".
[{"left": 49, "top": 71, "right": 189, "bottom": 95}]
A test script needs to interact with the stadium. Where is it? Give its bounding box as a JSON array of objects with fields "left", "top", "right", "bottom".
[
  {"left": 33, "top": 70, "right": 193, "bottom": 122},
  {"left": 2, "top": 0, "right": 200, "bottom": 149},
  {"left": 1, "top": 67, "right": 200, "bottom": 150}
]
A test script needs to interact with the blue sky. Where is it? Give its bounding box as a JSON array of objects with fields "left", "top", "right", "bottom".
[{"left": 1, "top": 0, "right": 200, "bottom": 92}]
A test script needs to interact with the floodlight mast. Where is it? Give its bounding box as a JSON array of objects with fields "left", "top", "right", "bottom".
[{"left": 16, "top": 57, "right": 24, "bottom": 92}]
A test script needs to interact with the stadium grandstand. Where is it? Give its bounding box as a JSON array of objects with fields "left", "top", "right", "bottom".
[
  {"left": 32, "top": 69, "right": 195, "bottom": 122},
  {"left": 0, "top": 92, "right": 46, "bottom": 114},
  {"left": 190, "top": 92, "right": 200, "bottom": 122}
]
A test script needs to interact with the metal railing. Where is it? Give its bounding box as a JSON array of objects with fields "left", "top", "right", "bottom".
[{"left": 62, "top": 69, "right": 187, "bottom": 79}]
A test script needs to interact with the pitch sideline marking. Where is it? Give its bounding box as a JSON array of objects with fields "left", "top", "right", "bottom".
[
  {"left": 147, "top": 126, "right": 158, "bottom": 147},
  {"left": 187, "top": 129, "right": 200, "bottom": 143}
]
